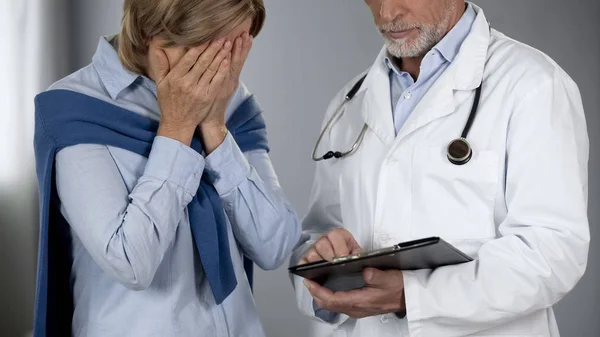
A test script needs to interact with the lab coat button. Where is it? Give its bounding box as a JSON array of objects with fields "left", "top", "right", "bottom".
[
  {"left": 380, "top": 315, "right": 389, "bottom": 324},
  {"left": 379, "top": 234, "right": 390, "bottom": 243}
]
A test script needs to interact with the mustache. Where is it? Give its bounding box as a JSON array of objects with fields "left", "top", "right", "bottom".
[{"left": 378, "top": 21, "right": 420, "bottom": 33}]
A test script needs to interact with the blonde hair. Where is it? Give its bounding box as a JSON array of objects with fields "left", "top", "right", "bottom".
[{"left": 118, "top": 0, "right": 266, "bottom": 74}]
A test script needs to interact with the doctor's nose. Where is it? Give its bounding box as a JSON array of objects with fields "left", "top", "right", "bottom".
[{"left": 379, "top": 0, "right": 409, "bottom": 23}]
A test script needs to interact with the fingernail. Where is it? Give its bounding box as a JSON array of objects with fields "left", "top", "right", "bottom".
[
  {"left": 365, "top": 269, "right": 373, "bottom": 282},
  {"left": 216, "top": 38, "right": 225, "bottom": 45},
  {"left": 224, "top": 41, "right": 232, "bottom": 50}
]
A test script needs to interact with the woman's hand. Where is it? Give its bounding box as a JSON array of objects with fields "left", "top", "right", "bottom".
[
  {"left": 200, "top": 32, "right": 253, "bottom": 154},
  {"left": 152, "top": 39, "right": 233, "bottom": 146}
]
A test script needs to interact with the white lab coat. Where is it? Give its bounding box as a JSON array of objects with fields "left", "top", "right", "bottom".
[{"left": 291, "top": 4, "right": 590, "bottom": 337}]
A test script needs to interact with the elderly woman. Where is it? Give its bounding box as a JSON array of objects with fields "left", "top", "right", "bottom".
[{"left": 32, "top": 0, "right": 300, "bottom": 336}]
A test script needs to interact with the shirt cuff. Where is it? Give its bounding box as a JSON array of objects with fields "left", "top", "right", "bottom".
[
  {"left": 143, "top": 136, "right": 205, "bottom": 195},
  {"left": 313, "top": 300, "right": 340, "bottom": 323},
  {"left": 204, "top": 132, "right": 251, "bottom": 195}
]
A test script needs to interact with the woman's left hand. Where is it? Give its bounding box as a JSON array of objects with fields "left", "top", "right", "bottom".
[{"left": 200, "top": 32, "right": 253, "bottom": 154}]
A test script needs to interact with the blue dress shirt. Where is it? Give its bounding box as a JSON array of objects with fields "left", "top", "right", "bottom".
[
  {"left": 387, "top": 4, "right": 476, "bottom": 135},
  {"left": 51, "top": 36, "right": 301, "bottom": 337}
]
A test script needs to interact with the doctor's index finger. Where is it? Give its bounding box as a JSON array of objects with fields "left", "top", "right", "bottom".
[
  {"left": 327, "top": 228, "right": 360, "bottom": 257},
  {"left": 314, "top": 237, "right": 336, "bottom": 261},
  {"left": 304, "top": 246, "right": 325, "bottom": 263}
]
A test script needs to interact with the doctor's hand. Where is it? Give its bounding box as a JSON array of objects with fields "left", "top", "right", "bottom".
[
  {"left": 304, "top": 268, "right": 406, "bottom": 319},
  {"left": 151, "top": 40, "right": 232, "bottom": 146},
  {"left": 200, "top": 32, "right": 253, "bottom": 154},
  {"left": 299, "top": 228, "right": 362, "bottom": 264}
]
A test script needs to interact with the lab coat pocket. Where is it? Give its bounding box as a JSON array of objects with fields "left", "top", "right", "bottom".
[{"left": 411, "top": 146, "right": 500, "bottom": 240}]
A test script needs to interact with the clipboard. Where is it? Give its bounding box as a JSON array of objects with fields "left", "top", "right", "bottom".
[{"left": 289, "top": 237, "right": 473, "bottom": 292}]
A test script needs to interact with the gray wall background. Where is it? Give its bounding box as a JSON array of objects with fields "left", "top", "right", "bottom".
[{"left": 1, "top": 0, "right": 598, "bottom": 336}]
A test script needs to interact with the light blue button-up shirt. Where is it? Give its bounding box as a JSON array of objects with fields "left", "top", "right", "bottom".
[
  {"left": 386, "top": 4, "right": 476, "bottom": 135},
  {"left": 314, "top": 4, "right": 476, "bottom": 323},
  {"left": 51, "top": 36, "right": 301, "bottom": 337}
]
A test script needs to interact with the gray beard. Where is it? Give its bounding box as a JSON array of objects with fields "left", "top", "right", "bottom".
[{"left": 379, "top": 4, "right": 457, "bottom": 58}]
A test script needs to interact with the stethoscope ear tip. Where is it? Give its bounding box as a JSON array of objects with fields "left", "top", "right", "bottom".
[
  {"left": 323, "top": 151, "right": 335, "bottom": 160},
  {"left": 322, "top": 151, "right": 344, "bottom": 160}
]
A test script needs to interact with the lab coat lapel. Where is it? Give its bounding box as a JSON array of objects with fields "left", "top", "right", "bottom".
[
  {"left": 360, "top": 50, "right": 396, "bottom": 146},
  {"left": 395, "top": 74, "right": 457, "bottom": 142},
  {"left": 396, "top": 5, "right": 491, "bottom": 143}
]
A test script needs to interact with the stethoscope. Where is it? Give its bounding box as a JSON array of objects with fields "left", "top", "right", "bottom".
[{"left": 311, "top": 73, "right": 483, "bottom": 166}]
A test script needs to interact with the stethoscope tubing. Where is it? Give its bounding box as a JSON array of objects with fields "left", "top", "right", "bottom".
[{"left": 312, "top": 75, "right": 483, "bottom": 166}]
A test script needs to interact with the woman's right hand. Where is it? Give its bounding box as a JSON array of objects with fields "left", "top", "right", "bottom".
[{"left": 152, "top": 39, "right": 233, "bottom": 146}]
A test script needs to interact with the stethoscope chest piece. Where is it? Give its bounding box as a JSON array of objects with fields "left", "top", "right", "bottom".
[{"left": 447, "top": 137, "right": 472, "bottom": 165}]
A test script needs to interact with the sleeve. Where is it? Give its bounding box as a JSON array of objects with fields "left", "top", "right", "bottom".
[
  {"left": 55, "top": 136, "right": 205, "bottom": 290},
  {"left": 201, "top": 82, "right": 301, "bottom": 270},
  {"left": 402, "top": 71, "right": 590, "bottom": 336},
  {"left": 203, "top": 133, "right": 301, "bottom": 270}
]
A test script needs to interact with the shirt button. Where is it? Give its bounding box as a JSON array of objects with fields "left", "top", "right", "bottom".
[
  {"left": 404, "top": 92, "right": 412, "bottom": 100},
  {"left": 380, "top": 314, "right": 390, "bottom": 324},
  {"left": 387, "top": 157, "right": 398, "bottom": 165}
]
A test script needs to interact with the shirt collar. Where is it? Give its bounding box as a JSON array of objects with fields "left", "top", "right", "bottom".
[
  {"left": 434, "top": 3, "right": 477, "bottom": 62},
  {"left": 383, "top": 2, "right": 477, "bottom": 71},
  {"left": 92, "top": 35, "right": 148, "bottom": 100}
]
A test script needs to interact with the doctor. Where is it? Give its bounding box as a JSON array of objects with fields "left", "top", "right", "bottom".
[{"left": 291, "top": 1, "right": 589, "bottom": 336}]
